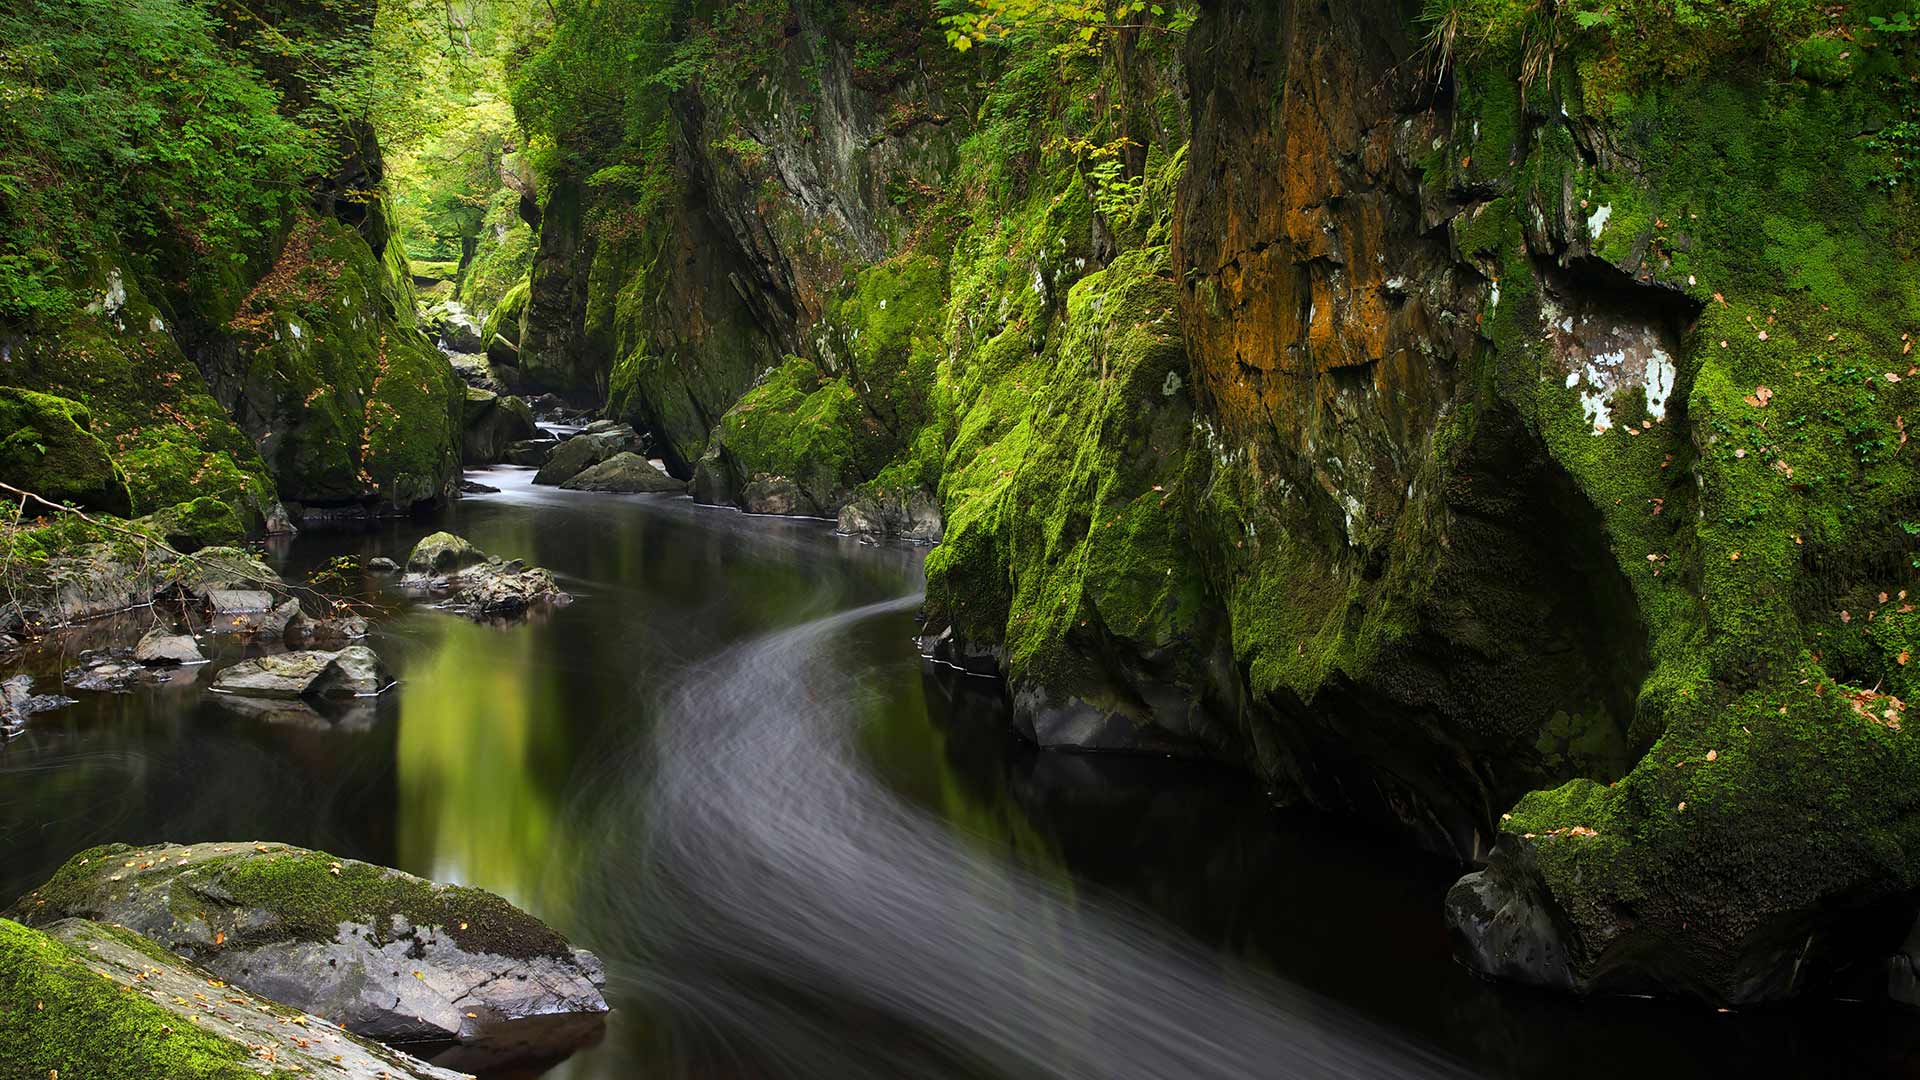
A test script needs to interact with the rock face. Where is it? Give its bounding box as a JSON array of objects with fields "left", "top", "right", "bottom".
[
  {"left": 559, "top": 452, "right": 684, "bottom": 493},
  {"left": 0, "top": 917, "right": 464, "bottom": 1080},
  {"left": 9, "top": 842, "right": 609, "bottom": 1071},
  {"left": 212, "top": 647, "right": 393, "bottom": 700},
  {"left": 404, "top": 533, "right": 570, "bottom": 619}
]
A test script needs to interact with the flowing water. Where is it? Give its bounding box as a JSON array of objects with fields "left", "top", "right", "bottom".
[{"left": 3, "top": 468, "right": 1917, "bottom": 1078}]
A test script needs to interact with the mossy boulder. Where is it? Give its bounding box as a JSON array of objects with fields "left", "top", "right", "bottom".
[
  {"left": 480, "top": 277, "right": 530, "bottom": 348},
  {"left": 221, "top": 215, "right": 463, "bottom": 515},
  {"left": 707, "top": 358, "right": 868, "bottom": 517},
  {"left": 560, "top": 451, "right": 685, "bottom": 493},
  {"left": 0, "top": 263, "right": 281, "bottom": 527},
  {"left": 134, "top": 497, "right": 247, "bottom": 552},
  {"left": 0, "top": 387, "right": 133, "bottom": 516},
  {"left": 8, "top": 841, "right": 609, "bottom": 1070},
  {"left": 406, "top": 531, "right": 485, "bottom": 576},
  {"left": 0, "top": 917, "right": 462, "bottom": 1079}
]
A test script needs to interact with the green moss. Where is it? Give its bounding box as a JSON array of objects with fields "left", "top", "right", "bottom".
[
  {"left": 483, "top": 278, "right": 531, "bottom": 346},
  {"left": 0, "top": 386, "right": 133, "bottom": 516},
  {"left": 0, "top": 918, "right": 265, "bottom": 1080},
  {"left": 133, "top": 497, "right": 248, "bottom": 552},
  {"left": 234, "top": 214, "right": 461, "bottom": 510},
  {"left": 17, "top": 842, "right": 573, "bottom": 964}
]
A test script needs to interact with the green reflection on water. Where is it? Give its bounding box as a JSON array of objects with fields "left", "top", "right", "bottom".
[{"left": 394, "top": 615, "right": 578, "bottom": 927}]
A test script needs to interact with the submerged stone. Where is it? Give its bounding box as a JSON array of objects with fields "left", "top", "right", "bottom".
[
  {"left": 63, "top": 651, "right": 165, "bottom": 693},
  {"left": 9, "top": 842, "right": 610, "bottom": 1071}
]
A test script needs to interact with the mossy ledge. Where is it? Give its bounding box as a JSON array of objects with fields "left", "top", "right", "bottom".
[{"left": 9, "top": 841, "right": 572, "bottom": 962}]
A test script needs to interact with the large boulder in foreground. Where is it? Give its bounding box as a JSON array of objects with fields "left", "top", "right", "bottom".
[
  {"left": 0, "top": 917, "right": 463, "bottom": 1079},
  {"left": 8, "top": 842, "right": 609, "bottom": 1071},
  {"left": 0, "top": 387, "right": 134, "bottom": 516},
  {"left": 559, "top": 452, "right": 684, "bottom": 494}
]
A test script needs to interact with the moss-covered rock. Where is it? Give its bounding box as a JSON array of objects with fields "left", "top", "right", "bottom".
[
  {"left": 0, "top": 387, "right": 133, "bottom": 515},
  {"left": 1, "top": 263, "right": 281, "bottom": 528},
  {"left": 220, "top": 214, "right": 463, "bottom": 514},
  {"left": 133, "top": 497, "right": 248, "bottom": 552},
  {"left": 9, "top": 841, "right": 608, "bottom": 1070},
  {"left": 0, "top": 917, "right": 462, "bottom": 1079}
]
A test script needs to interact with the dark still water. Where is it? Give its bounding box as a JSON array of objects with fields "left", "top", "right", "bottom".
[{"left": 3, "top": 468, "right": 1918, "bottom": 1079}]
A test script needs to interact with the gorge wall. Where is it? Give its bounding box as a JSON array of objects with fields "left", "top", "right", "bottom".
[{"left": 498, "top": 0, "right": 1920, "bottom": 1007}]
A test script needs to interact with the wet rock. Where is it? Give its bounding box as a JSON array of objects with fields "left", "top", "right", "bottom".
[
  {"left": 532, "top": 427, "right": 638, "bottom": 486},
  {"left": 10, "top": 841, "right": 610, "bottom": 1071},
  {"left": 0, "top": 918, "right": 464, "bottom": 1080},
  {"left": 368, "top": 556, "right": 402, "bottom": 573},
  {"left": 310, "top": 645, "right": 393, "bottom": 697},
  {"left": 486, "top": 332, "right": 520, "bottom": 372},
  {"left": 133, "top": 626, "right": 204, "bottom": 665},
  {"left": 211, "top": 647, "right": 388, "bottom": 701},
  {"left": 506, "top": 438, "right": 557, "bottom": 466},
  {"left": 836, "top": 489, "right": 944, "bottom": 543},
  {"left": 741, "top": 475, "right": 818, "bottom": 517},
  {"left": 1, "top": 674, "right": 73, "bottom": 733},
  {"left": 205, "top": 588, "right": 273, "bottom": 614},
  {"left": 292, "top": 611, "right": 372, "bottom": 644},
  {"left": 403, "top": 533, "right": 570, "bottom": 621},
  {"left": 459, "top": 478, "right": 501, "bottom": 495},
  {"left": 448, "top": 351, "right": 497, "bottom": 390},
  {"left": 63, "top": 651, "right": 165, "bottom": 693},
  {"left": 407, "top": 532, "right": 485, "bottom": 576},
  {"left": 210, "top": 650, "right": 339, "bottom": 699},
  {"left": 559, "top": 452, "right": 685, "bottom": 494},
  {"left": 205, "top": 594, "right": 300, "bottom": 638},
  {"left": 462, "top": 389, "right": 538, "bottom": 465},
  {"left": 1443, "top": 841, "right": 1577, "bottom": 993}
]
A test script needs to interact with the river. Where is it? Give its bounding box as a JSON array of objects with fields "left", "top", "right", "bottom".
[{"left": 2, "top": 468, "right": 1915, "bottom": 1078}]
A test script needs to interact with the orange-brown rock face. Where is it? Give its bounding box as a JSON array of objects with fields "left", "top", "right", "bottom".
[
  {"left": 1176, "top": 0, "right": 1471, "bottom": 552},
  {"left": 1170, "top": 1, "right": 1650, "bottom": 858}
]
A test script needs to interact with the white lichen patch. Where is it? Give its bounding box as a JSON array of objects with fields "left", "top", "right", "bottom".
[
  {"left": 1587, "top": 204, "right": 1612, "bottom": 241},
  {"left": 85, "top": 268, "right": 128, "bottom": 324},
  {"left": 1541, "top": 293, "right": 1681, "bottom": 434}
]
